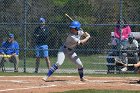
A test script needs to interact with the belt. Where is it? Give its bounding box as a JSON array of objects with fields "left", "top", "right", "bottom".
[{"left": 64, "top": 46, "right": 72, "bottom": 51}]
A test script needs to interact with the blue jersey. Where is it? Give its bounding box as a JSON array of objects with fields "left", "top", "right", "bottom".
[{"left": 0, "top": 41, "right": 19, "bottom": 55}]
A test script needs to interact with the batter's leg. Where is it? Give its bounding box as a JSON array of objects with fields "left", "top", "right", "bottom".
[
  {"left": 67, "top": 52, "right": 85, "bottom": 81},
  {"left": 78, "top": 68, "right": 84, "bottom": 81},
  {"left": 42, "top": 51, "right": 65, "bottom": 81}
]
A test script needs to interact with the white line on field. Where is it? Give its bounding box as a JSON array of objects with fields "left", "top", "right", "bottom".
[
  {"left": 0, "top": 80, "right": 29, "bottom": 83},
  {"left": 0, "top": 85, "right": 57, "bottom": 92},
  {"left": 66, "top": 81, "right": 86, "bottom": 85}
]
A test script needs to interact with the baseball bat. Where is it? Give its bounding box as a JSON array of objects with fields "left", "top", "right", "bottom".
[
  {"left": 65, "top": 13, "right": 82, "bottom": 30},
  {"left": 65, "top": 14, "right": 91, "bottom": 39},
  {"left": 65, "top": 13, "right": 74, "bottom": 21}
]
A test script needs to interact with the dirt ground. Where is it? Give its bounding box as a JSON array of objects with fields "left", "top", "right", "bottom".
[{"left": 0, "top": 76, "right": 140, "bottom": 93}]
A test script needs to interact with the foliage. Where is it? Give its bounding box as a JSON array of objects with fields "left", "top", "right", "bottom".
[
  {"left": 53, "top": 0, "right": 69, "bottom": 6},
  {"left": 1, "top": 0, "right": 140, "bottom": 57}
]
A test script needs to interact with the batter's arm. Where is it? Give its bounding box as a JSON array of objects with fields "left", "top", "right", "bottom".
[{"left": 79, "top": 32, "right": 90, "bottom": 45}]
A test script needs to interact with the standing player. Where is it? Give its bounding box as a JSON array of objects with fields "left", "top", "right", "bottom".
[
  {"left": 42, "top": 21, "right": 90, "bottom": 81},
  {"left": 33, "top": 17, "right": 51, "bottom": 73}
]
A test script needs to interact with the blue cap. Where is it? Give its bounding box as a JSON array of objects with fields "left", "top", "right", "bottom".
[
  {"left": 39, "top": 17, "right": 45, "bottom": 23},
  {"left": 9, "top": 34, "right": 14, "bottom": 38}
]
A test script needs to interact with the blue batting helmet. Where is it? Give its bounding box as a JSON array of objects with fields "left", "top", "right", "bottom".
[{"left": 69, "top": 21, "right": 81, "bottom": 30}]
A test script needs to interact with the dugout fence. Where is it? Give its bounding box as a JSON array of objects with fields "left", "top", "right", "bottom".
[{"left": 0, "top": 0, "right": 140, "bottom": 74}]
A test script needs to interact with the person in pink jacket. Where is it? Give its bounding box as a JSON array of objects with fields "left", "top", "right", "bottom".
[
  {"left": 106, "top": 19, "right": 132, "bottom": 74},
  {"left": 114, "top": 19, "right": 131, "bottom": 47}
]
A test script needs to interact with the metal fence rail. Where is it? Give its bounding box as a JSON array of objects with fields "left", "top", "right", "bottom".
[{"left": 0, "top": 0, "right": 140, "bottom": 74}]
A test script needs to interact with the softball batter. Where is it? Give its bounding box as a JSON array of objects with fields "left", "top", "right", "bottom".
[{"left": 42, "top": 21, "right": 90, "bottom": 81}]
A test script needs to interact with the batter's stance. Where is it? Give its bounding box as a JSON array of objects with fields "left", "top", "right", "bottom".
[{"left": 42, "top": 21, "right": 90, "bottom": 81}]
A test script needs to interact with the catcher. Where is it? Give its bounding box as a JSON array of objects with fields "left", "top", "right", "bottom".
[
  {"left": 42, "top": 20, "right": 90, "bottom": 82},
  {"left": 120, "top": 34, "right": 139, "bottom": 71},
  {"left": 115, "top": 59, "right": 140, "bottom": 83},
  {"left": 116, "top": 59, "right": 140, "bottom": 68}
]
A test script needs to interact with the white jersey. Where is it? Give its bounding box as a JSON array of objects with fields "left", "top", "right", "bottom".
[{"left": 64, "top": 30, "right": 84, "bottom": 49}]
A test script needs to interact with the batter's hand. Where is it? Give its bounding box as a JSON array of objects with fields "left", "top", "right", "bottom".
[
  {"left": 80, "top": 32, "right": 90, "bottom": 40},
  {"left": 80, "top": 32, "right": 90, "bottom": 45}
]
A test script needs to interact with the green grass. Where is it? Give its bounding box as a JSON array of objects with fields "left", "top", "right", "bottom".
[
  {"left": 4, "top": 54, "right": 107, "bottom": 70},
  {"left": 2, "top": 54, "right": 138, "bottom": 75},
  {"left": 55, "top": 89, "right": 140, "bottom": 93},
  {"left": 16, "top": 54, "right": 107, "bottom": 69},
  {"left": 0, "top": 71, "right": 140, "bottom": 77},
  {"left": 0, "top": 72, "right": 36, "bottom": 76}
]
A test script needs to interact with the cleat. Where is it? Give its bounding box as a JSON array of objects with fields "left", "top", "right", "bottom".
[
  {"left": 80, "top": 78, "right": 87, "bottom": 82},
  {"left": 121, "top": 67, "right": 128, "bottom": 71},
  {"left": 42, "top": 76, "right": 49, "bottom": 82}
]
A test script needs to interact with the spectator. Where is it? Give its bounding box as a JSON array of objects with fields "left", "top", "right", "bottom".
[
  {"left": 33, "top": 17, "right": 51, "bottom": 73},
  {"left": 114, "top": 18, "right": 131, "bottom": 48},
  {"left": 115, "top": 59, "right": 140, "bottom": 83},
  {"left": 0, "top": 34, "right": 19, "bottom": 72}
]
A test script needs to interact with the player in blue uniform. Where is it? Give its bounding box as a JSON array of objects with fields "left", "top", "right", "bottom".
[{"left": 33, "top": 17, "right": 51, "bottom": 73}]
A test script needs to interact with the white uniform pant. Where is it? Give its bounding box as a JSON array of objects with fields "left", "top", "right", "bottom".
[{"left": 56, "top": 46, "right": 83, "bottom": 69}]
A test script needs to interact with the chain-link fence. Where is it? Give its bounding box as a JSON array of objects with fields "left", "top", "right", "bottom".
[{"left": 0, "top": 0, "right": 140, "bottom": 74}]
